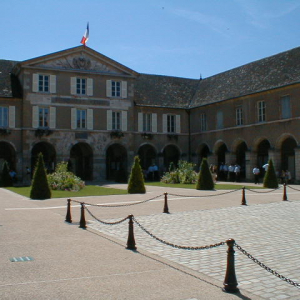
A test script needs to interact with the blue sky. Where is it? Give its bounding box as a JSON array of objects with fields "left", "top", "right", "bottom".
[{"left": 2, "top": 0, "right": 300, "bottom": 79}]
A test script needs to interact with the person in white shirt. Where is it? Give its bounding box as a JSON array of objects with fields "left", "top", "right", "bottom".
[
  {"left": 234, "top": 164, "right": 241, "bottom": 182},
  {"left": 228, "top": 164, "right": 235, "bottom": 181},
  {"left": 253, "top": 166, "right": 260, "bottom": 184},
  {"left": 262, "top": 163, "right": 269, "bottom": 171}
]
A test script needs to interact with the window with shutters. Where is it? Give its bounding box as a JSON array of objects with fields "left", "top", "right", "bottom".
[
  {"left": 143, "top": 113, "right": 152, "bottom": 132},
  {"left": 77, "top": 109, "right": 86, "bottom": 129},
  {"left": 258, "top": 101, "right": 266, "bottom": 122},
  {"left": 39, "top": 75, "right": 49, "bottom": 92},
  {"left": 200, "top": 113, "right": 207, "bottom": 131},
  {"left": 236, "top": 107, "right": 243, "bottom": 126},
  {"left": 281, "top": 95, "right": 291, "bottom": 119},
  {"left": 77, "top": 78, "right": 86, "bottom": 95},
  {"left": 111, "top": 81, "right": 121, "bottom": 97},
  {"left": 39, "top": 108, "right": 49, "bottom": 128},
  {"left": 112, "top": 111, "right": 121, "bottom": 130},
  {"left": 0, "top": 107, "right": 8, "bottom": 127},
  {"left": 167, "top": 115, "right": 176, "bottom": 133}
]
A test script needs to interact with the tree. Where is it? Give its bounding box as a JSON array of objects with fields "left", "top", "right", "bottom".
[
  {"left": 127, "top": 156, "right": 146, "bottom": 194},
  {"left": 30, "top": 153, "right": 51, "bottom": 199},
  {"left": 0, "top": 161, "right": 13, "bottom": 187},
  {"left": 263, "top": 159, "right": 278, "bottom": 188},
  {"left": 196, "top": 158, "right": 215, "bottom": 190}
]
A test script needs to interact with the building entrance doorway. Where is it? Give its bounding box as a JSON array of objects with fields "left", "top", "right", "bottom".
[
  {"left": 31, "top": 142, "right": 56, "bottom": 174},
  {"left": 106, "top": 144, "right": 127, "bottom": 182},
  {"left": 70, "top": 143, "right": 93, "bottom": 180}
]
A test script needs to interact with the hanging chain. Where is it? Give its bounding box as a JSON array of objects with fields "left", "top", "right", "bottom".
[
  {"left": 287, "top": 185, "right": 300, "bottom": 192},
  {"left": 72, "top": 194, "right": 164, "bottom": 208},
  {"left": 235, "top": 243, "right": 300, "bottom": 288},
  {"left": 246, "top": 187, "right": 280, "bottom": 193},
  {"left": 133, "top": 217, "right": 225, "bottom": 250},
  {"left": 168, "top": 188, "right": 241, "bottom": 198},
  {"left": 85, "top": 206, "right": 129, "bottom": 225}
]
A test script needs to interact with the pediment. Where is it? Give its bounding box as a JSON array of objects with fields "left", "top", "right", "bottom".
[{"left": 20, "top": 46, "right": 138, "bottom": 77}]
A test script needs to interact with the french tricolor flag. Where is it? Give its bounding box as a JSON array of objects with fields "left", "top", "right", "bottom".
[{"left": 80, "top": 22, "right": 89, "bottom": 46}]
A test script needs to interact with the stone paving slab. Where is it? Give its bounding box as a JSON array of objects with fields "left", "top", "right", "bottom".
[
  {"left": 2, "top": 186, "right": 263, "bottom": 300},
  {"left": 88, "top": 200, "right": 300, "bottom": 300}
]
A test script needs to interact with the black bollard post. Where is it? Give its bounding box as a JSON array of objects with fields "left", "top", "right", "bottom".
[
  {"left": 65, "top": 199, "right": 72, "bottom": 223},
  {"left": 283, "top": 183, "right": 288, "bottom": 201},
  {"left": 126, "top": 215, "right": 137, "bottom": 251},
  {"left": 163, "top": 192, "right": 170, "bottom": 214},
  {"left": 79, "top": 202, "right": 87, "bottom": 229},
  {"left": 223, "top": 238, "right": 239, "bottom": 293},
  {"left": 241, "top": 187, "right": 247, "bottom": 205}
]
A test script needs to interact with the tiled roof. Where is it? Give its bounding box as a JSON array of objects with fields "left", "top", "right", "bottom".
[
  {"left": 1, "top": 46, "right": 300, "bottom": 106},
  {"left": 0, "top": 60, "right": 20, "bottom": 97},
  {"left": 134, "top": 74, "right": 199, "bottom": 108},
  {"left": 189, "top": 46, "right": 300, "bottom": 108}
]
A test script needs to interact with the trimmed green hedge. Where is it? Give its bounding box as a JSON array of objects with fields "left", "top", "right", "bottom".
[
  {"left": 196, "top": 158, "right": 215, "bottom": 190},
  {"left": 127, "top": 156, "right": 146, "bottom": 194},
  {"left": 263, "top": 159, "right": 278, "bottom": 188},
  {"left": 30, "top": 153, "right": 51, "bottom": 199}
]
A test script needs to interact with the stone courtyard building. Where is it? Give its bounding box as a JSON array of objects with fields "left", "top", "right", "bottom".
[{"left": 1, "top": 45, "right": 300, "bottom": 183}]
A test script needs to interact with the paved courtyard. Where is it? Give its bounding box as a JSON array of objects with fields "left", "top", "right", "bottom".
[
  {"left": 2, "top": 183, "right": 300, "bottom": 299},
  {"left": 88, "top": 190, "right": 300, "bottom": 300}
]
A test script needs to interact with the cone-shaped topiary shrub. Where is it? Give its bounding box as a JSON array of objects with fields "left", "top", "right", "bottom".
[
  {"left": 263, "top": 159, "right": 278, "bottom": 188},
  {"left": 30, "top": 153, "right": 51, "bottom": 199},
  {"left": 0, "top": 161, "right": 13, "bottom": 187},
  {"left": 196, "top": 158, "right": 215, "bottom": 190},
  {"left": 127, "top": 156, "right": 146, "bottom": 194}
]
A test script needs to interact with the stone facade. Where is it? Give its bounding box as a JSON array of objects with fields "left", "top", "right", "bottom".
[{"left": 1, "top": 45, "right": 300, "bottom": 183}]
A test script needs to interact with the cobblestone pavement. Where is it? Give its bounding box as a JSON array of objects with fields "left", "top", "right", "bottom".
[{"left": 88, "top": 200, "right": 300, "bottom": 300}]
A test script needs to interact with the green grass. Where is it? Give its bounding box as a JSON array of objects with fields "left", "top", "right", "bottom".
[
  {"left": 5, "top": 185, "right": 128, "bottom": 199},
  {"left": 145, "top": 181, "right": 262, "bottom": 190}
]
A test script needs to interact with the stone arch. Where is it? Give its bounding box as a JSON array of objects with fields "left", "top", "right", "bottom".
[
  {"left": 31, "top": 141, "right": 56, "bottom": 174},
  {"left": 256, "top": 139, "right": 271, "bottom": 171},
  {"left": 214, "top": 142, "right": 228, "bottom": 165},
  {"left": 70, "top": 142, "right": 93, "bottom": 180},
  {"left": 280, "top": 136, "right": 297, "bottom": 179},
  {"left": 0, "top": 141, "right": 17, "bottom": 173},
  {"left": 234, "top": 140, "right": 248, "bottom": 179},
  {"left": 253, "top": 137, "right": 272, "bottom": 152},
  {"left": 137, "top": 143, "right": 157, "bottom": 171},
  {"left": 196, "top": 143, "right": 210, "bottom": 171},
  {"left": 162, "top": 144, "right": 180, "bottom": 172},
  {"left": 213, "top": 140, "right": 225, "bottom": 154},
  {"left": 231, "top": 138, "right": 248, "bottom": 154},
  {"left": 275, "top": 133, "right": 298, "bottom": 151},
  {"left": 106, "top": 143, "right": 128, "bottom": 182}
]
